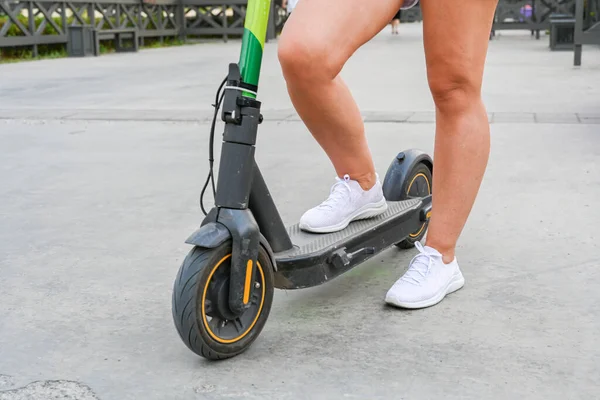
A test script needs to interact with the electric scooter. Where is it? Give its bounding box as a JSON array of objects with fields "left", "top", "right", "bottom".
[{"left": 171, "top": 0, "right": 433, "bottom": 360}]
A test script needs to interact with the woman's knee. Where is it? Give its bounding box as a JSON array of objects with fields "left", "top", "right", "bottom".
[
  {"left": 428, "top": 67, "right": 481, "bottom": 114},
  {"left": 278, "top": 30, "right": 344, "bottom": 84}
]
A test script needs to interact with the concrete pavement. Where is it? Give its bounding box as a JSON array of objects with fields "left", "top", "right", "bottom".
[{"left": 1, "top": 24, "right": 599, "bottom": 400}]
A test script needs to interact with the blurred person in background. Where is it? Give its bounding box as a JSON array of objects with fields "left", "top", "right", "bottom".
[
  {"left": 282, "top": 0, "right": 299, "bottom": 15},
  {"left": 391, "top": 9, "right": 402, "bottom": 34}
]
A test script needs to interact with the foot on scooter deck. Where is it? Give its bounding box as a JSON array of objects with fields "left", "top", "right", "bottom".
[{"left": 273, "top": 198, "right": 426, "bottom": 289}]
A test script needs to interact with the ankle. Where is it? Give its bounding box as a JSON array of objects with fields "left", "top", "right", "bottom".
[
  {"left": 354, "top": 172, "right": 377, "bottom": 191},
  {"left": 424, "top": 241, "right": 455, "bottom": 264}
]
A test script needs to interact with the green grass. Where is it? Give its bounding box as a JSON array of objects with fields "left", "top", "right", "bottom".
[
  {"left": 0, "top": 48, "right": 68, "bottom": 63},
  {"left": 0, "top": 36, "right": 193, "bottom": 64},
  {"left": 142, "top": 37, "right": 187, "bottom": 49}
]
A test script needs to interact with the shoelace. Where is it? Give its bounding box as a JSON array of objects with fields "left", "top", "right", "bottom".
[
  {"left": 401, "top": 241, "right": 438, "bottom": 285},
  {"left": 318, "top": 174, "right": 352, "bottom": 210}
]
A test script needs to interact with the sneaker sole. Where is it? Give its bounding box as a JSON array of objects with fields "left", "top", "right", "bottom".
[
  {"left": 299, "top": 198, "right": 388, "bottom": 234},
  {"left": 384, "top": 270, "right": 465, "bottom": 309}
]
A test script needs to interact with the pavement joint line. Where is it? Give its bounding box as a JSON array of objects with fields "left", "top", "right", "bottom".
[{"left": 1, "top": 110, "right": 599, "bottom": 124}]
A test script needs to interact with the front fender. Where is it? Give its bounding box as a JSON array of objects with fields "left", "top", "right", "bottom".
[
  {"left": 185, "top": 222, "right": 231, "bottom": 249},
  {"left": 185, "top": 221, "right": 277, "bottom": 271}
]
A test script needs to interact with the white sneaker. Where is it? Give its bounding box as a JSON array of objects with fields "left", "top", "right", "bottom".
[
  {"left": 299, "top": 174, "right": 388, "bottom": 233},
  {"left": 385, "top": 242, "right": 465, "bottom": 309}
]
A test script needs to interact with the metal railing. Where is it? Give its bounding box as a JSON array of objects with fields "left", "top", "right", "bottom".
[
  {"left": 491, "top": 0, "right": 577, "bottom": 38},
  {"left": 0, "top": 0, "right": 596, "bottom": 55},
  {"left": 0, "top": 0, "right": 284, "bottom": 54}
]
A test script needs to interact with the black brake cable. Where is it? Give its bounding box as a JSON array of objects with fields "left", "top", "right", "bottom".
[{"left": 200, "top": 76, "right": 228, "bottom": 216}]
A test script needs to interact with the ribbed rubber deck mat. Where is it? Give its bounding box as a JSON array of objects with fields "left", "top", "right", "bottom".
[{"left": 279, "top": 199, "right": 421, "bottom": 258}]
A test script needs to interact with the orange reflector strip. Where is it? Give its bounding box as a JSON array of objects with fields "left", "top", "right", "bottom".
[
  {"left": 243, "top": 260, "right": 253, "bottom": 304},
  {"left": 426, "top": 211, "right": 432, "bottom": 219}
]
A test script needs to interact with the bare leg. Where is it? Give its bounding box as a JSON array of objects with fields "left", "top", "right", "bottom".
[
  {"left": 420, "top": 0, "right": 497, "bottom": 263},
  {"left": 278, "top": 0, "right": 404, "bottom": 190}
]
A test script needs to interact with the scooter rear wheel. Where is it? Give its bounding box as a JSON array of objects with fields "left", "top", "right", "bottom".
[
  {"left": 172, "top": 242, "right": 274, "bottom": 360},
  {"left": 396, "top": 162, "right": 432, "bottom": 249}
]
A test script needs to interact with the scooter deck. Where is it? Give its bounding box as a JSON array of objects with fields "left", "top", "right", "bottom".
[{"left": 273, "top": 198, "right": 426, "bottom": 289}]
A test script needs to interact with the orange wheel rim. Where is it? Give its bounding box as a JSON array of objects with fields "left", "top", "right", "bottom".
[
  {"left": 201, "top": 255, "right": 266, "bottom": 344},
  {"left": 407, "top": 172, "right": 431, "bottom": 238}
]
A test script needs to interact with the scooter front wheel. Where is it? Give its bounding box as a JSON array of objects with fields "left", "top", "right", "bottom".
[{"left": 172, "top": 242, "right": 274, "bottom": 360}]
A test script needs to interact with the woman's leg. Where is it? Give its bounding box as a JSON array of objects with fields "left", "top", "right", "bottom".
[
  {"left": 421, "top": 0, "right": 497, "bottom": 263},
  {"left": 278, "top": 0, "right": 405, "bottom": 233},
  {"left": 386, "top": 0, "right": 497, "bottom": 309},
  {"left": 278, "top": 0, "right": 404, "bottom": 190}
]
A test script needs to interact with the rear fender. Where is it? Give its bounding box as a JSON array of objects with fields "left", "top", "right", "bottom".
[{"left": 382, "top": 149, "right": 433, "bottom": 201}]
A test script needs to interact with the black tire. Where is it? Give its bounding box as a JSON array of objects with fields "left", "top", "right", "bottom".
[
  {"left": 396, "top": 163, "right": 432, "bottom": 249},
  {"left": 172, "top": 242, "right": 274, "bottom": 360}
]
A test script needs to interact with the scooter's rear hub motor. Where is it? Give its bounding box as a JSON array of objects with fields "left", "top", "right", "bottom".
[
  {"left": 406, "top": 169, "right": 432, "bottom": 239},
  {"left": 399, "top": 163, "right": 432, "bottom": 247},
  {"left": 406, "top": 171, "right": 431, "bottom": 199}
]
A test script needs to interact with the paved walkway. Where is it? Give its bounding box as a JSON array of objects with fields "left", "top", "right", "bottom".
[{"left": 0, "top": 24, "right": 599, "bottom": 400}]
